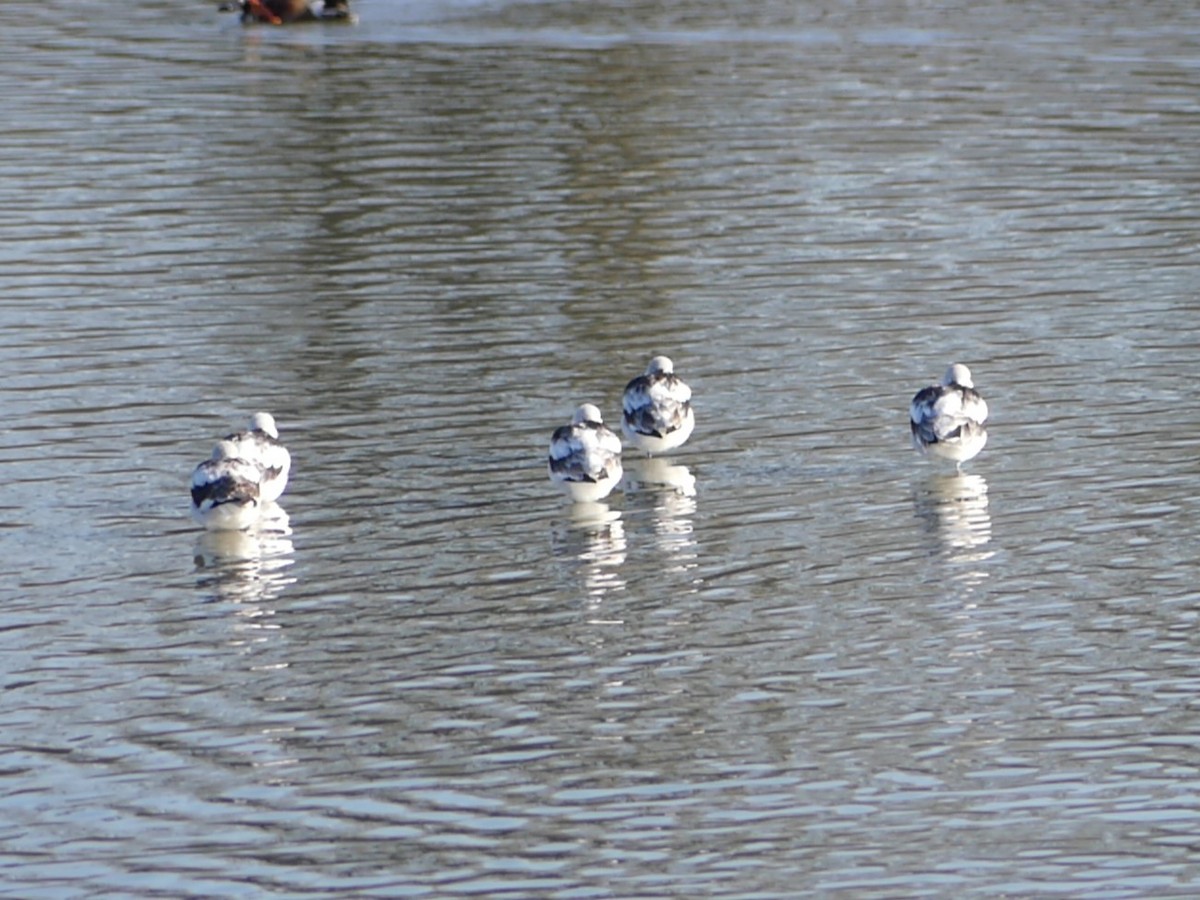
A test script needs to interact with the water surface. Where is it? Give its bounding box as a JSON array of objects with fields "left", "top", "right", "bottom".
[{"left": 2, "top": 0, "right": 1199, "bottom": 896}]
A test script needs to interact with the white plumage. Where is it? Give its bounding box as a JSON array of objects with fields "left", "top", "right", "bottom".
[
  {"left": 548, "top": 404, "right": 624, "bottom": 502},
  {"left": 191, "top": 440, "right": 266, "bottom": 531},
  {"left": 621, "top": 355, "right": 695, "bottom": 456},
  {"left": 910, "top": 363, "right": 989, "bottom": 471},
  {"left": 224, "top": 412, "right": 291, "bottom": 503}
]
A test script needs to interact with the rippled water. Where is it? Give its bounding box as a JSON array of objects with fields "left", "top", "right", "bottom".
[{"left": 2, "top": 0, "right": 1200, "bottom": 896}]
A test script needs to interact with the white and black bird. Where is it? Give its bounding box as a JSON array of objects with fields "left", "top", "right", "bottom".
[
  {"left": 910, "top": 363, "right": 989, "bottom": 471},
  {"left": 548, "top": 404, "right": 624, "bottom": 503},
  {"left": 191, "top": 440, "right": 266, "bottom": 531},
  {"left": 621, "top": 355, "right": 695, "bottom": 456},
  {"left": 224, "top": 412, "right": 291, "bottom": 503}
]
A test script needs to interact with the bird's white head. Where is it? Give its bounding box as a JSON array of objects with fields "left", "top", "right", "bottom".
[
  {"left": 573, "top": 404, "right": 604, "bottom": 425},
  {"left": 248, "top": 411, "right": 279, "bottom": 438},
  {"left": 942, "top": 363, "right": 974, "bottom": 389},
  {"left": 646, "top": 355, "right": 674, "bottom": 376}
]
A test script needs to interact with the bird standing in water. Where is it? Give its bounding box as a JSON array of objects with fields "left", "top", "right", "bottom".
[
  {"left": 910, "top": 363, "right": 989, "bottom": 472},
  {"left": 223, "top": 412, "right": 291, "bottom": 504},
  {"left": 548, "top": 404, "right": 624, "bottom": 503},
  {"left": 621, "top": 356, "right": 695, "bottom": 456},
  {"left": 191, "top": 440, "right": 266, "bottom": 531}
]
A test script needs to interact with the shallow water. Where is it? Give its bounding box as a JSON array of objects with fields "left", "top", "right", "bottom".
[{"left": 2, "top": 0, "right": 1200, "bottom": 896}]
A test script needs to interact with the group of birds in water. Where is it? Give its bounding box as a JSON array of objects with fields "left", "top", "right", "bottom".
[
  {"left": 548, "top": 356, "right": 695, "bottom": 503},
  {"left": 546, "top": 357, "right": 989, "bottom": 505},
  {"left": 189, "top": 360, "right": 988, "bottom": 531},
  {"left": 203, "top": 3, "right": 992, "bottom": 522}
]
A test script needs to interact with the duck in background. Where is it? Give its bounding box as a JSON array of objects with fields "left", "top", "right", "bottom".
[
  {"left": 621, "top": 355, "right": 695, "bottom": 456},
  {"left": 910, "top": 363, "right": 989, "bottom": 472},
  {"left": 548, "top": 404, "right": 624, "bottom": 503},
  {"left": 219, "top": 0, "right": 354, "bottom": 25}
]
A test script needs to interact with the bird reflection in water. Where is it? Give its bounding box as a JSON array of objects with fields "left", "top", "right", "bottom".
[
  {"left": 194, "top": 502, "right": 296, "bottom": 642},
  {"left": 913, "top": 473, "right": 994, "bottom": 592},
  {"left": 550, "top": 501, "right": 628, "bottom": 609},
  {"left": 623, "top": 457, "right": 696, "bottom": 498},
  {"left": 624, "top": 457, "right": 699, "bottom": 578}
]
